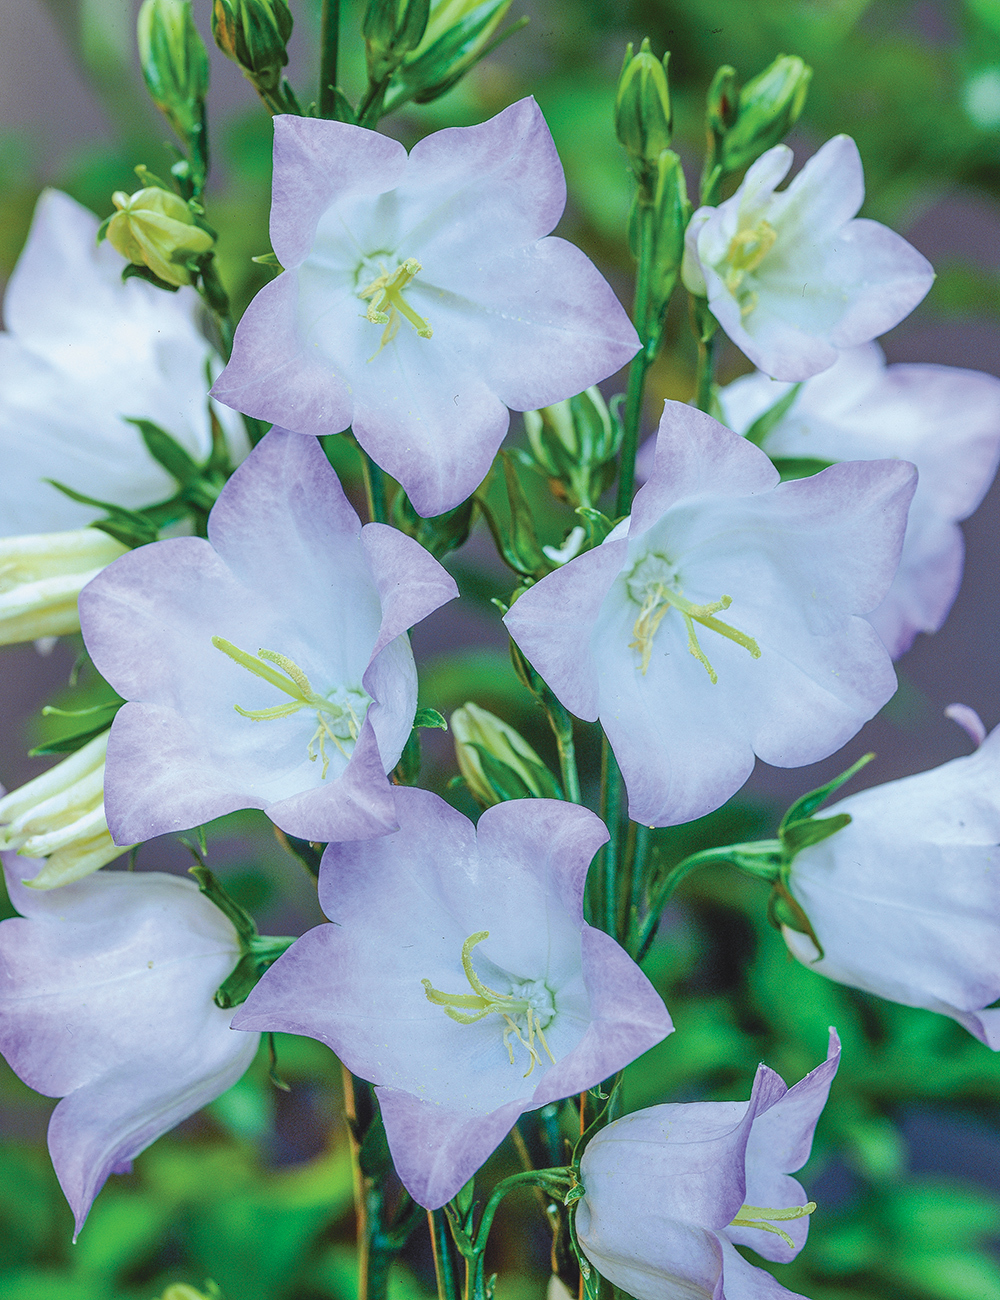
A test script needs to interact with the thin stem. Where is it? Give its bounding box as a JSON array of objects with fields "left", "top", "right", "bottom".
[
  {"left": 319, "top": 0, "right": 341, "bottom": 117},
  {"left": 341, "top": 1065, "right": 371, "bottom": 1300},
  {"left": 472, "top": 1170, "right": 573, "bottom": 1256},
  {"left": 693, "top": 327, "right": 716, "bottom": 414},
  {"left": 429, "top": 1210, "right": 460, "bottom": 1300},
  {"left": 627, "top": 822, "right": 650, "bottom": 956},
  {"left": 359, "top": 446, "right": 388, "bottom": 523},
  {"left": 545, "top": 701, "right": 580, "bottom": 804},
  {"left": 357, "top": 74, "right": 392, "bottom": 128},
  {"left": 615, "top": 200, "right": 656, "bottom": 519},
  {"left": 616, "top": 818, "right": 638, "bottom": 944},
  {"left": 599, "top": 737, "right": 622, "bottom": 937}
]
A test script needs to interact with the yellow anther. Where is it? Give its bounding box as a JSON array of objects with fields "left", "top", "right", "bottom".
[
  {"left": 358, "top": 257, "right": 433, "bottom": 358},
  {"left": 722, "top": 219, "right": 777, "bottom": 315},
  {"left": 728, "top": 1201, "right": 817, "bottom": 1250},
  {"left": 421, "top": 932, "right": 557, "bottom": 1078}
]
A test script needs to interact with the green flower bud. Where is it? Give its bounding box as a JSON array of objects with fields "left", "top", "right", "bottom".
[
  {"left": 137, "top": 0, "right": 209, "bottom": 148},
  {"left": 106, "top": 187, "right": 214, "bottom": 288},
  {"left": 722, "top": 55, "right": 812, "bottom": 174},
  {"left": 363, "top": 0, "right": 431, "bottom": 83},
  {"left": 522, "top": 387, "right": 619, "bottom": 510},
  {"left": 451, "top": 702, "right": 562, "bottom": 807},
  {"left": 392, "top": 0, "right": 514, "bottom": 106},
  {"left": 706, "top": 64, "right": 739, "bottom": 138},
  {"left": 615, "top": 38, "right": 672, "bottom": 186},
  {"left": 212, "top": 0, "right": 293, "bottom": 94}
]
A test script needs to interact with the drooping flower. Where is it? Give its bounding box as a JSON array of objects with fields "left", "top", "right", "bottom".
[
  {"left": 231, "top": 789, "right": 673, "bottom": 1208},
  {"left": 716, "top": 343, "right": 1000, "bottom": 657},
  {"left": 504, "top": 401, "right": 915, "bottom": 827},
  {"left": 0, "top": 188, "right": 245, "bottom": 537},
  {"left": 0, "top": 855, "right": 259, "bottom": 1236},
  {"left": 681, "top": 135, "right": 934, "bottom": 381},
  {"left": 0, "top": 730, "right": 132, "bottom": 889},
  {"left": 575, "top": 1031, "right": 840, "bottom": 1300},
  {"left": 781, "top": 727, "right": 1000, "bottom": 1048},
  {"left": 78, "top": 429, "right": 457, "bottom": 844},
  {"left": 211, "top": 98, "right": 640, "bottom": 517},
  {"left": 0, "top": 528, "right": 127, "bottom": 644}
]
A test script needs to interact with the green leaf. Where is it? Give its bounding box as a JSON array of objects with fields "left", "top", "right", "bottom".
[
  {"left": 45, "top": 479, "right": 161, "bottom": 547},
  {"left": 781, "top": 811, "right": 852, "bottom": 856},
  {"left": 414, "top": 706, "right": 447, "bottom": 730},
  {"left": 743, "top": 383, "right": 802, "bottom": 447},
  {"left": 126, "top": 416, "right": 202, "bottom": 487}
]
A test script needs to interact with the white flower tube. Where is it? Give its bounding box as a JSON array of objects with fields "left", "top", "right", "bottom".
[
  {"left": 0, "top": 731, "right": 133, "bottom": 889},
  {"left": 0, "top": 529, "right": 127, "bottom": 645}
]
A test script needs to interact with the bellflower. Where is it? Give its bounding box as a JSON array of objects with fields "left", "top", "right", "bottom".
[
  {"left": 504, "top": 401, "right": 915, "bottom": 827},
  {"left": 232, "top": 789, "right": 672, "bottom": 1208},
  {"left": 782, "top": 728, "right": 1000, "bottom": 1048},
  {"left": 211, "top": 98, "right": 640, "bottom": 517},
  {"left": 0, "top": 855, "right": 259, "bottom": 1236},
  {"left": 79, "top": 429, "right": 457, "bottom": 844},
  {"left": 716, "top": 343, "right": 1000, "bottom": 657},
  {"left": 681, "top": 135, "right": 933, "bottom": 381},
  {"left": 575, "top": 1032, "right": 840, "bottom": 1300},
  {"left": 0, "top": 189, "right": 245, "bottom": 537}
]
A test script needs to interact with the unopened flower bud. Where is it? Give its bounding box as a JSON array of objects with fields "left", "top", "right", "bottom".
[
  {"left": 722, "top": 55, "right": 812, "bottom": 173},
  {"left": 523, "top": 387, "right": 620, "bottom": 510},
  {"left": 212, "top": 0, "right": 293, "bottom": 94},
  {"left": 451, "top": 702, "right": 562, "bottom": 807},
  {"left": 0, "top": 529, "right": 127, "bottom": 646},
  {"left": 363, "top": 0, "right": 430, "bottom": 83},
  {"left": 395, "top": 0, "right": 513, "bottom": 105},
  {"left": 0, "top": 732, "right": 134, "bottom": 890},
  {"left": 137, "top": 0, "right": 209, "bottom": 149},
  {"left": 615, "top": 39, "right": 672, "bottom": 186},
  {"left": 705, "top": 64, "right": 738, "bottom": 138},
  {"left": 106, "top": 187, "right": 214, "bottom": 287}
]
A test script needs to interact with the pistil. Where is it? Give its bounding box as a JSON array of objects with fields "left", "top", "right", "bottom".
[
  {"left": 728, "top": 1200, "right": 817, "bottom": 1249},
  {"left": 422, "top": 931, "right": 557, "bottom": 1078},
  {"left": 358, "top": 258, "right": 433, "bottom": 357},
  {"left": 722, "top": 219, "right": 777, "bottom": 316}
]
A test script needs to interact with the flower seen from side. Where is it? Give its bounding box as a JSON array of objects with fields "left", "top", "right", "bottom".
[
  {"left": 504, "top": 401, "right": 915, "bottom": 827},
  {"left": 0, "top": 189, "right": 245, "bottom": 537},
  {"left": 231, "top": 789, "right": 673, "bottom": 1209},
  {"left": 0, "top": 528, "right": 128, "bottom": 645},
  {"left": 681, "top": 136, "right": 934, "bottom": 381},
  {"left": 716, "top": 343, "right": 1000, "bottom": 658},
  {"left": 79, "top": 428, "right": 457, "bottom": 844},
  {"left": 211, "top": 98, "right": 640, "bottom": 517},
  {"left": 0, "top": 857, "right": 259, "bottom": 1236},
  {"left": 575, "top": 1031, "right": 840, "bottom": 1300},
  {"left": 781, "top": 726, "right": 1000, "bottom": 1048}
]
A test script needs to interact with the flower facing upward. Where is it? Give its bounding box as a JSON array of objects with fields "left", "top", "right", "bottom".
[
  {"left": 681, "top": 136, "right": 933, "bottom": 381},
  {"left": 79, "top": 429, "right": 457, "bottom": 844},
  {"left": 782, "top": 727, "right": 1000, "bottom": 1048},
  {"left": 717, "top": 343, "right": 1000, "bottom": 658},
  {"left": 505, "top": 401, "right": 915, "bottom": 827},
  {"left": 0, "top": 189, "right": 245, "bottom": 537},
  {"left": 211, "top": 98, "right": 640, "bottom": 517},
  {"left": 232, "top": 789, "right": 673, "bottom": 1209},
  {"left": 575, "top": 1032, "right": 840, "bottom": 1300},
  {"left": 0, "top": 856, "right": 259, "bottom": 1237}
]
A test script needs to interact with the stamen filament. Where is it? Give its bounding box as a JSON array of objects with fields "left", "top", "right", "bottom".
[
  {"left": 729, "top": 1201, "right": 817, "bottom": 1250},
  {"left": 628, "top": 583, "right": 761, "bottom": 680},
  {"left": 358, "top": 257, "right": 433, "bottom": 359},
  {"left": 212, "top": 635, "right": 308, "bottom": 700}
]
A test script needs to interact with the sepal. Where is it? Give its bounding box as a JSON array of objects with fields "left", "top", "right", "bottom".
[
  {"left": 452, "top": 702, "right": 562, "bottom": 807},
  {"left": 521, "top": 387, "right": 621, "bottom": 511}
]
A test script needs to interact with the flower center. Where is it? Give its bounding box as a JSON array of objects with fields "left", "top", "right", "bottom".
[
  {"left": 722, "top": 218, "right": 777, "bottom": 316},
  {"left": 357, "top": 257, "right": 433, "bottom": 358},
  {"left": 728, "top": 1200, "right": 817, "bottom": 1249},
  {"left": 421, "top": 931, "right": 557, "bottom": 1078},
  {"left": 212, "top": 636, "right": 370, "bottom": 778},
  {"left": 626, "top": 553, "right": 761, "bottom": 682}
]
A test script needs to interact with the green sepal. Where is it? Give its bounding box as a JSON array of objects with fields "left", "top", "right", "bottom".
[
  {"left": 29, "top": 699, "right": 124, "bottom": 756},
  {"left": 189, "top": 861, "right": 295, "bottom": 1007},
  {"left": 251, "top": 251, "right": 283, "bottom": 267},
  {"left": 391, "top": 489, "right": 476, "bottom": 560},
  {"left": 779, "top": 752, "right": 874, "bottom": 834},
  {"left": 128, "top": 417, "right": 202, "bottom": 487},
  {"left": 44, "top": 480, "right": 162, "bottom": 547},
  {"left": 393, "top": 727, "right": 422, "bottom": 785},
  {"left": 358, "top": 1106, "right": 393, "bottom": 1178},
  {"left": 476, "top": 453, "right": 550, "bottom": 579},
  {"left": 767, "top": 878, "right": 825, "bottom": 959},
  {"left": 121, "top": 262, "right": 181, "bottom": 293},
  {"left": 414, "top": 707, "right": 447, "bottom": 730},
  {"left": 454, "top": 1176, "right": 476, "bottom": 1218},
  {"left": 386, "top": 1, "right": 521, "bottom": 110},
  {"left": 572, "top": 1075, "right": 623, "bottom": 1167},
  {"left": 781, "top": 812, "right": 852, "bottom": 857},
  {"left": 574, "top": 506, "right": 619, "bottom": 548},
  {"left": 273, "top": 828, "right": 325, "bottom": 877},
  {"left": 743, "top": 383, "right": 802, "bottom": 447},
  {"left": 469, "top": 742, "right": 562, "bottom": 804},
  {"left": 771, "top": 456, "right": 835, "bottom": 482},
  {"left": 326, "top": 86, "right": 357, "bottom": 122}
]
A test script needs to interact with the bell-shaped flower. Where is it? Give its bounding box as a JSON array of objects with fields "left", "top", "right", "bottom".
[
  {"left": 681, "top": 135, "right": 933, "bottom": 381},
  {"left": 0, "top": 730, "right": 133, "bottom": 889},
  {"left": 211, "top": 98, "right": 640, "bottom": 517},
  {"left": 782, "top": 728, "right": 1000, "bottom": 1048},
  {"left": 231, "top": 789, "right": 673, "bottom": 1209},
  {"left": 716, "top": 343, "right": 1000, "bottom": 658},
  {"left": 0, "top": 528, "right": 128, "bottom": 644},
  {"left": 78, "top": 429, "right": 457, "bottom": 844},
  {"left": 504, "top": 401, "right": 915, "bottom": 827},
  {"left": 0, "top": 188, "right": 245, "bottom": 538},
  {"left": 575, "top": 1032, "right": 840, "bottom": 1300},
  {"left": 0, "top": 855, "right": 260, "bottom": 1236}
]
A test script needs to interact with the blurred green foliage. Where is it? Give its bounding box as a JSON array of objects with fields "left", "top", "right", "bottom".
[{"left": 2, "top": 0, "right": 1000, "bottom": 1296}]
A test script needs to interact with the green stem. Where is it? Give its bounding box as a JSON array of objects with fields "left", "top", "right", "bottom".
[
  {"left": 627, "top": 822, "right": 650, "bottom": 956},
  {"left": 357, "top": 74, "right": 392, "bottom": 128},
  {"left": 359, "top": 446, "right": 388, "bottom": 523},
  {"left": 599, "top": 737, "right": 622, "bottom": 937},
  {"left": 429, "top": 1210, "right": 460, "bottom": 1300},
  {"left": 545, "top": 700, "right": 580, "bottom": 804},
  {"left": 694, "top": 330, "right": 716, "bottom": 413},
  {"left": 471, "top": 1170, "right": 573, "bottom": 1256},
  {"left": 319, "top": 0, "right": 341, "bottom": 116},
  {"left": 616, "top": 818, "right": 638, "bottom": 945},
  {"left": 615, "top": 200, "right": 656, "bottom": 519}
]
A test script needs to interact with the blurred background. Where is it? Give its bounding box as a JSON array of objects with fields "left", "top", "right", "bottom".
[{"left": 2, "top": 0, "right": 1000, "bottom": 1296}]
